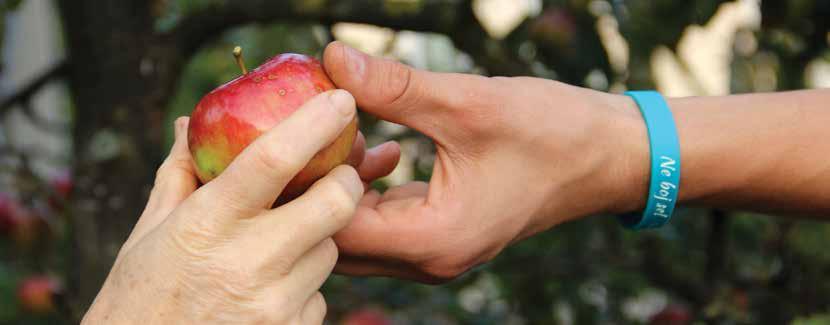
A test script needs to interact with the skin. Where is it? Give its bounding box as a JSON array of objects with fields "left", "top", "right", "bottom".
[
  {"left": 189, "top": 54, "right": 359, "bottom": 199},
  {"left": 82, "top": 90, "right": 398, "bottom": 324},
  {"left": 321, "top": 41, "right": 830, "bottom": 283},
  {"left": 85, "top": 41, "right": 830, "bottom": 321}
]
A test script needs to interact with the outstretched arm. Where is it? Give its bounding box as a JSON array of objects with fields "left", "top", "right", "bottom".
[
  {"left": 615, "top": 89, "right": 830, "bottom": 216},
  {"left": 324, "top": 41, "right": 830, "bottom": 282}
]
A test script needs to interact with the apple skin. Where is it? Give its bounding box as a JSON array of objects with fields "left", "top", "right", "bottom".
[
  {"left": 188, "top": 53, "right": 358, "bottom": 199},
  {"left": 17, "top": 275, "right": 62, "bottom": 314}
]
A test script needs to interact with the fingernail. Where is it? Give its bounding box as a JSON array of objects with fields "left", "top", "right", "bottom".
[
  {"left": 328, "top": 89, "right": 355, "bottom": 117},
  {"left": 341, "top": 44, "right": 366, "bottom": 79}
]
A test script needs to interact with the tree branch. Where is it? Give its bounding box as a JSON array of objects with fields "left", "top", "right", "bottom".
[
  {"left": 168, "top": 0, "right": 533, "bottom": 76},
  {"left": 0, "top": 61, "right": 68, "bottom": 115},
  {"left": 704, "top": 209, "right": 729, "bottom": 286},
  {"left": 171, "top": 1, "right": 463, "bottom": 56}
]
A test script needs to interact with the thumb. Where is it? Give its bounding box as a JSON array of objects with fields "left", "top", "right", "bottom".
[{"left": 323, "top": 41, "right": 495, "bottom": 141}]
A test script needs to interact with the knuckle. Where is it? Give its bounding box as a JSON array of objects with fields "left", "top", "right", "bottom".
[
  {"left": 308, "top": 292, "right": 327, "bottom": 319},
  {"left": 250, "top": 140, "right": 302, "bottom": 176},
  {"left": 155, "top": 156, "right": 192, "bottom": 184},
  {"left": 318, "top": 180, "right": 358, "bottom": 223},
  {"left": 192, "top": 263, "right": 264, "bottom": 306},
  {"left": 267, "top": 254, "right": 295, "bottom": 278},
  {"left": 166, "top": 213, "right": 220, "bottom": 256},
  {"left": 319, "top": 238, "right": 340, "bottom": 267},
  {"left": 379, "top": 60, "right": 418, "bottom": 108}
]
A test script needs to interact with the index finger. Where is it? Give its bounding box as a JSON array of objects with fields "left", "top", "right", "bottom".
[{"left": 200, "top": 90, "right": 358, "bottom": 216}]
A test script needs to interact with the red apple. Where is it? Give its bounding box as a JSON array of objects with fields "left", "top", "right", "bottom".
[
  {"left": 17, "top": 275, "right": 62, "bottom": 314},
  {"left": 188, "top": 51, "right": 358, "bottom": 199},
  {"left": 341, "top": 308, "right": 392, "bottom": 325}
]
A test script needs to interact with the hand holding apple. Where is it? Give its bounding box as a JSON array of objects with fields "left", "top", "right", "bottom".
[{"left": 85, "top": 92, "right": 364, "bottom": 323}]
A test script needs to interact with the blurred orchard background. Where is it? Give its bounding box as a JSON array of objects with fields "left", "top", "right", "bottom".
[{"left": 0, "top": 0, "right": 829, "bottom": 324}]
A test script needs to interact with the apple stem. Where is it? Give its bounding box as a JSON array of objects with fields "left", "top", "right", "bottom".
[{"left": 233, "top": 46, "right": 248, "bottom": 75}]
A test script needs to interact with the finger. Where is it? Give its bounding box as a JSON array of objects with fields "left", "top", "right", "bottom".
[
  {"left": 359, "top": 189, "right": 382, "bottom": 207},
  {"left": 242, "top": 165, "right": 362, "bottom": 265},
  {"left": 200, "top": 90, "right": 357, "bottom": 215},
  {"left": 377, "top": 181, "right": 428, "bottom": 203},
  {"left": 335, "top": 256, "right": 441, "bottom": 283},
  {"left": 323, "top": 41, "right": 495, "bottom": 141},
  {"left": 346, "top": 132, "right": 366, "bottom": 168},
  {"left": 278, "top": 239, "right": 338, "bottom": 310},
  {"left": 298, "top": 292, "right": 327, "bottom": 325},
  {"left": 333, "top": 182, "right": 430, "bottom": 259},
  {"left": 127, "top": 117, "right": 198, "bottom": 249},
  {"left": 357, "top": 141, "right": 400, "bottom": 182}
]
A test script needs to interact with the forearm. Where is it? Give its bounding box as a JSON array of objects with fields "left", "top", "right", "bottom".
[{"left": 617, "top": 89, "right": 830, "bottom": 217}]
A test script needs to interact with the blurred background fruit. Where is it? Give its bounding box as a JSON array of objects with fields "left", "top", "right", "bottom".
[
  {"left": 17, "top": 275, "right": 62, "bottom": 315},
  {"left": 341, "top": 308, "right": 393, "bottom": 325}
]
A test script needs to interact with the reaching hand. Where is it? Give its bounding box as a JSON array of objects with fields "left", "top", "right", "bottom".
[{"left": 323, "top": 42, "right": 645, "bottom": 283}]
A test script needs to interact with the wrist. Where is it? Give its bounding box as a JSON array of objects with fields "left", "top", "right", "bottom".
[
  {"left": 602, "top": 94, "right": 708, "bottom": 216},
  {"left": 599, "top": 93, "right": 651, "bottom": 215},
  {"left": 543, "top": 90, "right": 649, "bottom": 220}
]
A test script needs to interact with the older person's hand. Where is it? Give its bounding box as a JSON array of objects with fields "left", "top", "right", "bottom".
[{"left": 82, "top": 90, "right": 396, "bottom": 324}]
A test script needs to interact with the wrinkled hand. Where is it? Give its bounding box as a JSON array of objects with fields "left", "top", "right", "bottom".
[
  {"left": 324, "top": 42, "right": 642, "bottom": 283},
  {"left": 82, "top": 90, "right": 398, "bottom": 324}
]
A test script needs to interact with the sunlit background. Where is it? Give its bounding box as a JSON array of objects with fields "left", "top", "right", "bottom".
[{"left": 1, "top": 0, "right": 829, "bottom": 324}]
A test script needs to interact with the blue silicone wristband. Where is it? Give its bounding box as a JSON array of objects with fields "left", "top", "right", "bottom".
[{"left": 619, "top": 91, "right": 681, "bottom": 230}]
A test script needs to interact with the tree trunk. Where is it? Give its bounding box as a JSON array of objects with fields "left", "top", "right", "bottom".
[{"left": 55, "top": 0, "right": 185, "bottom": 319}]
